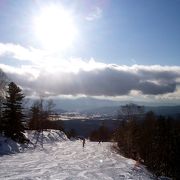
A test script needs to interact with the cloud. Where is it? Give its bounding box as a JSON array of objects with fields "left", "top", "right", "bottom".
[
  {"left": 0, "top": 43, "right": 180, "bottom": 99},
  {"left": 85, "top": 7, "right": 102, "bottom": 21},
  {"left": 1, "top": 62, "right": 180, "bottom": 97},
  {"left": 0, "top": 43, "right": 50, "bottom": 65}
]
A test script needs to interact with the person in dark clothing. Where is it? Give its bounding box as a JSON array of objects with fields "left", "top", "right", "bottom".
[{"left": 82, "top": 138, "right": 85, "bottom": 148}]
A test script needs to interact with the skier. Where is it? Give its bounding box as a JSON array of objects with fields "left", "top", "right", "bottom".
[{"left": 82, "top": 138, "right": 85, "bottom": 148}]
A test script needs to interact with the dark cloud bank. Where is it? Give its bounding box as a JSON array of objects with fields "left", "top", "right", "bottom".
[{"left": 6, "top": 66, "right": 180, "bottom": 97}]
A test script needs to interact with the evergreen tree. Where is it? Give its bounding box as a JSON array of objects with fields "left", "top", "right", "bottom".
[
  {"left": 2, "top": 82, "right": 26, "bottom": 143},
  {"left": 89, "top": 129, "right": 99, "bottom": 141},
  {"left": 98, "top": 123, "right": 111, "bottom": 142},
  {"left": 67, "top": 128, "right": 77, "bottom": 139},
  {"left": 0, "top": 69, "right": 8, "bottom": 133},
  {"left": 90, "top": 124, "right": 111, "bottom": 142}
]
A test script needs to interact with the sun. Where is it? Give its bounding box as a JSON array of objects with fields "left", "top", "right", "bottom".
[{"left": 33, "top": 5, "right": 78, "bottom": 51}]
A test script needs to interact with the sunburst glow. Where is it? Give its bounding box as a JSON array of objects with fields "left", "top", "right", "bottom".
[{"left": 34, "top": 5, "right": 78, "bottom": 51}]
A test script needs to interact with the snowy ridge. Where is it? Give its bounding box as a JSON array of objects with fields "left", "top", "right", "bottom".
[
  {"left": 0, "top": 130, "right": 68, "bottom": 155},
  {"left": 26, "top": 130, "right": 68, "bottom": 144},
  {"left": 0, "top": 136, "right": 27, "bottom": 155}
]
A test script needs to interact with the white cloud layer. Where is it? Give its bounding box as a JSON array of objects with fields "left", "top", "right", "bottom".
[{"left": 0, "top": 43, "right": 180, "bottom": 102}]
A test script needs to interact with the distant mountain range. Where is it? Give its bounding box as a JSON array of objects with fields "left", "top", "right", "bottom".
[
  {"left": 80, "top": 105, "right": 180, "bottom": 117},
  {"left": 145, "top": 106, "right": 180, "bottom": 117},
  {"left": 52, "top": 97, "right": 180, "bottom": 111},
  {"left": 27, "top": 97, "right": 180, "bottom": 117}
]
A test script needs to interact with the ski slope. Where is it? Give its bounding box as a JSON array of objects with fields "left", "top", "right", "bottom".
[{"left": 0, "top": 138, "right": 154, "bottom": 180}]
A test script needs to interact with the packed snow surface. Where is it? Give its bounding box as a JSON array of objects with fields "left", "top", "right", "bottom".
[{"left": 0, "top": 131, "right": 154, "bottom": 180}]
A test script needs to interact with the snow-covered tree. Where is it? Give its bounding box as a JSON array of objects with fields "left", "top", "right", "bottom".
[{"left": 0, "top": 69, "right": 8, "bottom": 132}]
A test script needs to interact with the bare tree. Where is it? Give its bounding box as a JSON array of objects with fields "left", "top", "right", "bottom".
[
  {"left": 119, "top": 103, "right": 144, "bottom": 122},
  {"left": 29, "top": 98, "right": 56, "bottom": 148},
  {"left": 44, "top": 99, "right": 56, "bottom": 121},
  {"left": 116, "top": 103, "right": 144, "bottom": 156}
]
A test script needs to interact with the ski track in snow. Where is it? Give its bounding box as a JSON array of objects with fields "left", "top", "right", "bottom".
[{"left": 0, "top": 141, "right": 154, "bottom": 180}]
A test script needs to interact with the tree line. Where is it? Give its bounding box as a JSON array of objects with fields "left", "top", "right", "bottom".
[
  {"left": 113, "top": 104, "right": 180, "bottom": 179},
  {"left": 88, "top": 103, "right": 180, "bottom": 179},
  {"left": 0, "top": 69, "right": 63, "bottom": 145}
]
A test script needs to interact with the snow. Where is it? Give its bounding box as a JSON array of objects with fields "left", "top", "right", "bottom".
[
  {"left": 0, "top": 130, "right": 68, "bottom": 155},
  {"left": 25, "top": 130, "right": 68, "bottom": 144},
  {"left": 0, "top": 136, "right": 27, "bottom": 155},
  {"left": 0, "top": 131, "right": 155, "bottom": 180}
]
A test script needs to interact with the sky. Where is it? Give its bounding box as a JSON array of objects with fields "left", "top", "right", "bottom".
[{"left": 0, "top": 0, "right": 180, "bottom": 105}]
